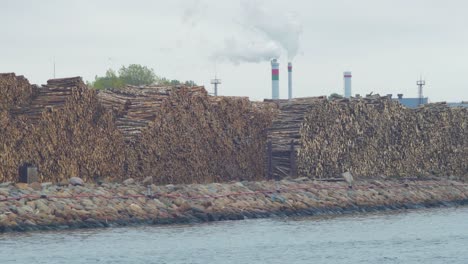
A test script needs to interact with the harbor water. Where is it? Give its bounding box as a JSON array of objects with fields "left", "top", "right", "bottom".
[{"left": 1, "top": 206, "right": 467, "bottom": 264}]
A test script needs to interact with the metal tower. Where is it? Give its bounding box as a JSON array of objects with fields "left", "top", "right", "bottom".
[
  {"left": 417, "top": 77, "right": 425, "bottom": 106},
  {"left": 211, "top": 78, "right": 221, "bottom": 96}
]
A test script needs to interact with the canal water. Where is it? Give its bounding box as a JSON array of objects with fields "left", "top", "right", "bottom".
[{"left": 1, "top": 207, "right": 467, "bottom": 264}]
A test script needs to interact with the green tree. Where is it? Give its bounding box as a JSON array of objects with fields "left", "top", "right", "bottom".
[
  {"left": 88, "top": 64, "right": 195, "bottom": 89},
  {"left": 184, "top": 80, "right": 196, "bottom": 86},
  {"left": 92, "top": 69, "right": 125, "bottom": 90},
  {"left": 157, "top": 78, "right": 196, "bottom": 86},
  {"left": 157, "top": 78, "right": 178, "bottom": 85},
  {"left": 328, "top": 93, "right": 344, "bottom": 100},
  {"left": 118, "top": 64, "right": 156, "bottom": 86}
]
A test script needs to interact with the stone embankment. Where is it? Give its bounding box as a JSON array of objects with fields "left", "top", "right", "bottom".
[{"left": 1, "top": 178, "right": 467, "bottom": 232}]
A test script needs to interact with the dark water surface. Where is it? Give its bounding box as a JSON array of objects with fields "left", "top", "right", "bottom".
[{"left": 1, "top": 207, "right": 467, "bottom": 264}]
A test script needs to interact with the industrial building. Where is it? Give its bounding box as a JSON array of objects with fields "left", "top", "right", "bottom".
[
  {"left": 265, "top": 62, "right": 465, "bottom": 109},
  {"left": 447, "top": 102, "right": 468, "bottom": 108},
  {"left": 392, "top": 95, "right": 468, "bottom": 109},
  {"left": 394, "top": 94, "right": 429, "bottom": 108}
]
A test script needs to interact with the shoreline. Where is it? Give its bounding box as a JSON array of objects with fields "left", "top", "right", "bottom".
[
  {"left": 1, "top": 178, "right": 467, "bottom": 233},
  {"left": 3, "top": 199, "right": 468, "bottom": 233}
]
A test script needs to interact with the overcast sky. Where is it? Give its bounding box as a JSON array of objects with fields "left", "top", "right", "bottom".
[{"left": 1, "top": 0, "right": 467, "bottom": 102}]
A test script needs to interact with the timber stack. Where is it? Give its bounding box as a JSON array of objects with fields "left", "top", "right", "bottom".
[
  {"left": 27, "top": 79, "right": 127, "bottom": 183},
  {"left": 0, "top": 73, "right": 36, "bottom": 110},
  {"left": 1, "top": 72, "right": 466, "bottom": 184},
  {"left": 264, "top": 97, "right": 326, "bottom": 179},
  {"left": 129, "top": 89, "right": 276, "bottom": 184},
  {"left": 0, "top": 73, "right": 277, "bottom": 184},
  {"left": 0, "top": 76, "right": 127, "bottom": 183},
  {"left": 296, "top": 96, "right": 468, "bottom": 179},
  {"left": 266, "top": 95, "right": 467, "bottom": 180},
  {"left": 97, "top": 85, "right": 206, "bottom": 141},
  {"left": 9, "top": 77, "right": 85, "bottom": 123}
]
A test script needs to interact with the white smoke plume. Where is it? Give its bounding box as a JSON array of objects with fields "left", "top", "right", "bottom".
[
  {"left": 241, "top": 1, "right": 302, "bottom": 60},
  {"left": 212, "top": 38, "right": 282, "bottom": 64},
  {"left": 213, "top": 0, "right": 302, "bottom": 64}
]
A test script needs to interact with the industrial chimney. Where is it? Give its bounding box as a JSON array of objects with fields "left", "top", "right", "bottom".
[
  {"left": 288, "top": 62, "right": 292, "bottom": 100},
  {"left": 271, "top": 59, "right": 279, "bottom": 99},
  {"left": 344, "top": 71, "right": 352, "bottom": 98}
]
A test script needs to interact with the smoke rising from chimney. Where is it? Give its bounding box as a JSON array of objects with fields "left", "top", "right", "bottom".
[
  {"left": 241, "top": 1, "right": 302, "bottom": 61},
  {"left": 212, "top": 0, "right": 302, "bottom": 64},
  {"left": 213, "top": 38, "right": 282, "bottom": 65}
]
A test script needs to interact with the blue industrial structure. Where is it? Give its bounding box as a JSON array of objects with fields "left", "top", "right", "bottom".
[
  {"left": 447, "top": 102, "right": 468, "bottom": 108},
  {"left": 392, "top": 94, "right": 467, "bottom": 108},
  {"left": 394, "top": 94, "right": 428, "bottom": 108}
]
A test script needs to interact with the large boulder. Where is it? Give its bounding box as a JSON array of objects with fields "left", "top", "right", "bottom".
[
  {"left": 142, "top": 176, "right": 153, "bottom": 186},
  {"left": 342, "top": 172, "right": 354, "bottom": 186},
  {"left": 122, "top": 178, "right": 135, "bottom": 185},
  {"left": 69, "top": 177, "right": 84, "bottom": 186},
  {"left": 29, "top": 182, "right": 42, "bottom": 191}
]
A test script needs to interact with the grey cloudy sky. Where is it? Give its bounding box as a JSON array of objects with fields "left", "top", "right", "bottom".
[{"left": 1, "top": 0, "right": 467, "bottom": 102}]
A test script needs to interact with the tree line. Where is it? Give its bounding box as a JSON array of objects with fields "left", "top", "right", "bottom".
[{"left": 88, "top": 64, "right": 196, "bottom": 90}]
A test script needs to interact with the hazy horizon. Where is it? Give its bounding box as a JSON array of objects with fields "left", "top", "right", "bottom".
[{"left": 1, "top": 0, "right": 467, "bottom": 102}]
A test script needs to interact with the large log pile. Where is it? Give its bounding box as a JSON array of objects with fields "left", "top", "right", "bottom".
[
  {"left": 128, "top": 88, "right": 276, "bottom": 184},
  {"left": 11, "top": 77, "right": 86, "bottom": 124},
  {"left": 0, "top": 111, "right": 27, "bottom": 181},
  {"left": 0, "top": 74, "right": 36, "bottom": 180},
  {"left": 97, "top": 85, "right": 206, "bottom": 141},
  {"left": 2, "top": 72, "right": 465, "bottom": 184},
  {"left": 296, "top": 96, "right": 468, "bottom": 179},
  {"left": 28, "top": 82, "right": 127, "bottom": 183},
  {"left": 1, "top": 74, "right": 277, "bottom": 184},
  {"left": 0, "top": 77, "right": 127, "bottom": 183},
  {"left": 0, "top": 73, "right": 37, "bottom": 110},
  {"left": 265, "top": 97, "right": 326, "bottom": 179}
]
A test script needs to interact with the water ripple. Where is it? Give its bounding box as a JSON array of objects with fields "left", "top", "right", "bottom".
[{"left": 1, "top": 207, "right": 468, "bottom": 264}]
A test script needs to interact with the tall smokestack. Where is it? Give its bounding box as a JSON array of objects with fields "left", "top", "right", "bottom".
[
  {"left": 344, "top": 71, "right": 352, "bottom": 98},
  {"left": 288, "top": 62, "right": 292, "bottom": 100},
  {"left": 271, "top": 59, "right": 279, "bottom": 99}
]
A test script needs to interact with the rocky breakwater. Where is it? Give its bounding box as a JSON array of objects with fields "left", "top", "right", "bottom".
[{"left": 1, "top": 178, "right": 468, "bottom": 232}]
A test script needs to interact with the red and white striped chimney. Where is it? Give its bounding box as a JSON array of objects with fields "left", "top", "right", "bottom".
[
  {"left": 271, "top": 59, "right": 279, "bottom": 99},
  {"left": 344, "top": 71, "right": 352, "bottom": 98}
]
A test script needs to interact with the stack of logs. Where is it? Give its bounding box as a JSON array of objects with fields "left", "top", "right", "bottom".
[
  {"left": 266, "top": 95, "right": 467, "bottom": 180},
  {"left": 296, "top": 96, "right": 468, "bottom": 179},
  {"left": 97, "top": 85, "right": 206, "bottom": 142},
  {"left": 12, "top": 77, "right": 85, "bottom": 123},
  {"left": 106, "top": 86, "right": 276, "bottom": 184},
  {"left": 0, "top": 74, "right": 35, "bottom": 180},
  {"left": 0, "top": 75, "right": 127, "bottom": 183},
  {"left": 2, "top": 72, "right": 466, "bottom": 184},
  {"left": 0, "top": 74, "right": 277, "bottom": 184},
  {"left": 265, "top": 97, "right": 326, "bottom": 179},
  {"left": 0, "top": 73, "right": 36, "bottom": 110}
]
